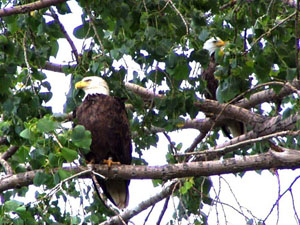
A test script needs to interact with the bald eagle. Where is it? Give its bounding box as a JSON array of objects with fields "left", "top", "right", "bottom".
[
  {"left": 75, "top": 76, "right": 132, "bottom": 209},
  {"left": 202, "top": 37, "right": 245, "bottom": 138}
]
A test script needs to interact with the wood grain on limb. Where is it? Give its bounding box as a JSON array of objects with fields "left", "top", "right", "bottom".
[
  {"left": 2, "top": 152, "right": 300, "bottom": 192},
  {"left": 0, "top": 0, "right": 67, "bottom": 17}
]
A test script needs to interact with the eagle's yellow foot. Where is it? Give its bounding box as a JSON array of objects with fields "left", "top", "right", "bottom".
[{"left": 103, "top": 157, "right": 120, "bottom": 167}]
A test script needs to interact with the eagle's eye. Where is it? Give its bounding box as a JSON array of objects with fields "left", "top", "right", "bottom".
[{"left": 84, "top": 79, "right": 91, "bottom": 82}]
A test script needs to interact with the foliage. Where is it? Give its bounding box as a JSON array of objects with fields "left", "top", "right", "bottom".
[{"left": 0, "top": 0, "right": 299, "bottom": 224}]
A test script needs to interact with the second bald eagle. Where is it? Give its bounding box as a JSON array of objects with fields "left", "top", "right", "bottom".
[{"left": 202, "top": 37, "right": 245, "bottom": 138}]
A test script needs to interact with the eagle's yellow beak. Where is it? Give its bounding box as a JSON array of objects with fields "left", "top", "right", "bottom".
[
  {"left": 216, "top": 40, "right": 226, "bottom": 47},
  {"left": 75, "top": 80, "right": 89, "bottom": 89}
]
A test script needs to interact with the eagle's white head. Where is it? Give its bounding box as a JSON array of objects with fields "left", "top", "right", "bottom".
[
  {"left": 203, "top": 37, "right": 226, "bottom": 56},
  {"left": 75, "top": 76, "right": 110, "bottom": 97}
]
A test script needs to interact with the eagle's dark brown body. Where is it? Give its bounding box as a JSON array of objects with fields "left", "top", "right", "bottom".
[
  {"left": 75, "top": 94, "right": 132, "bottom": 208},
  {"left": 201, "top": 55, "right": 245, "bottom": 138}
]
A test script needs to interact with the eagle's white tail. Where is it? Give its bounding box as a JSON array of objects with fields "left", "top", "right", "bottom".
[{"left": 106, "top": 180, "right": 129, "bottom": 209}]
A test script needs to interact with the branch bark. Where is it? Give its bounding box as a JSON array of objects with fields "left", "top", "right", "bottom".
[
  {"left": 101, "top": 180, "right": 178, "bottom": 225},
  {"left": 2, "top": 150, "right": 300, "bottom": 192},
  {"left": 43, "top": 61, "right": 76, "bottom": 73},
  {"left": 0, "top": 0, "right": 67, "bottom": 17}
]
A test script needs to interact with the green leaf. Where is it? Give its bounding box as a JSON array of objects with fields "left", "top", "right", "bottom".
[
  {"left": 71, "top": 125, "right": 92, "bottom": 149},
  {"left": 15, "top": 206, "right": 26, "bottom": 214},
  {"left": 4, "top": 200, "right": 23, "bottom": 212},
  {"left": 61, "top": 147, "right": 78, "bottom": 162},
  {"left": 58, "top": 169, "right": 72, "bottom": 180},
  {"left": 19, "top": 128, "right": 32, "bottom": 140},
  {"left": 179, "top": 179, "right": 194, "bottom": 195},
  {"left": 33, "top": 172, "right": 48, "bottom": 186},
  {"left": 37, "top": 117, "right": 58, "bottom": 133},
  {"left": 73, "top": 23, "right": 93, "bottom": 39}
]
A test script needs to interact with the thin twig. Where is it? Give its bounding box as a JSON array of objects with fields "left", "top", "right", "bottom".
[
  {"left": 245, "top": 11, "right": 296, "bottom": 54},
  {"left": 220, "top": 176, "right": 247, "bottom": 224},
  {"left": 143, "top": 204, "right": 156, "bottom": 225},
  {"left": 85, "top": 6, "right": 105, "bottom": 54},
  {"left": 175, "top": 130, "right": 300, "bottom": 158},
  {"left": 49, "top": 7, "right": 79, "bottom": 63},
  {"left": 166, "top": 0, "right": 189, "bottom": 35},
  {"left": 185, "top": 132, "right": 206, "bottom": 153},
  {"left": 142, "top": 0, "right": 148, "bottom": 13},
  {"left": 296, "top": 0, "right": 300, "bottom": 79},
  {"left": 156, "top": 197, "right": 170, "bottom": 225},
  {"left": 23, "top": 31, "right": 42, "bottom": 118},
  {"left": 263, "top": 175, "right": 300, "bottom": 223},
  {"left": 275, "top": 170, "right": 280, "bottom": 225},
  {"left": 163, "top": 132, "right": 177, "bottom": 156},
  {"left": 36, "top": 169, "right": 93, "bottom": 204},
  {"left": 289, "top": 189, "right": 300, "bottom": 223}
]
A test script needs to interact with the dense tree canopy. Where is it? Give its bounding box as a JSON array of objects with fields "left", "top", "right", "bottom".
[{"left": 1, "top": 0, "right": 300, "bottom": 224}]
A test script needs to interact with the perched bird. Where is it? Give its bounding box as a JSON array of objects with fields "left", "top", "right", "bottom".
[
  {"left": 75, "top": 76, "right": 132, "bottom": 209},
  {"left": 202, "top": 37, "right": 245, "bottom": 138}
]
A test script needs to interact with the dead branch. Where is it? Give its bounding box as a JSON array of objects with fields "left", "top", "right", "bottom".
[{"left": 0, "top": 0, "right": 67, "bottom": 17}]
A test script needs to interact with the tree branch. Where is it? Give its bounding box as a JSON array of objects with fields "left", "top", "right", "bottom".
[
  {"left": 125, "top": 82, "right": 164, "bottom": 100},
  {"left": 0, "top": 0, "right": 67, "bottom": 17},
  {"left": 43, "top": 61, "right": 76, "bottom": 73},
  {"left": 40, "top": 61, "right": 300, "bottom": 114},
  {"left": 49, "top": 7, "right": 79, "bottom": 63},
  {"left": 237, "top": 79, "right": 300, "bottom": 109},
  {"left": 0, "top": 146, "right": 19, "bottom": 175},
  {"left": 101, "top": 180, "right": 178, "bottom": 225},
  {"left": 2, "top": 151, "right": 300, "bottom": 192},
  {"left": 179, "top": 130, "right": 300, "bottom": 161},
  {"left": 1, "top": 146, "right": 19, "bottom": 161},
  {"left": 0, "top": 137, "right": 9, "bottom": 146}
]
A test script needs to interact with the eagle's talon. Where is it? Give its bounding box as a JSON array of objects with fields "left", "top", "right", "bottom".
[{"left": 103, "top": 158, "right": 121, "bottom": 167}]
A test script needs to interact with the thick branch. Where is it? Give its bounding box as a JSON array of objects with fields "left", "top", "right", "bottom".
[
  {"left": 192, "top": 114, "right": 299, "bottom": 160},
  {"left": 0, "top": 0, "right": 67, "bottom": 17},
  {"left": 2, "top": 151, "right": 300, "bottom": 192},
  {"left": 237, "top": 80, "right": 300, "bottom": 109}
]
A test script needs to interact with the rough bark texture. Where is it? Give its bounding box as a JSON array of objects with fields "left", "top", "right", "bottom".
[
  {"left": 1, "top": 151, "right": 300, "bottom": 192},
  {"left": 0, "top": 0, "right": 67, "bottom": 17}
]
